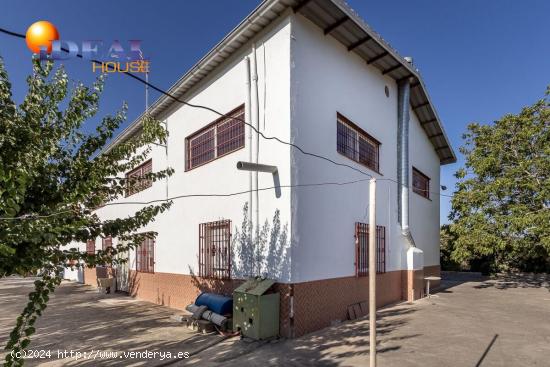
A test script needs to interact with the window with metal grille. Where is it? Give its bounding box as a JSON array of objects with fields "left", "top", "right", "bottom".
[
  {"left": 125, "top": 159, "right": 153, "bottom": 197},
  {"left": 412, "top": 167, "right": 430, "bottom": 199},
  {"left": 186, "top": 105, "right": 245, "bottom": 170},
  {"left": 102, "top": 236, "right": 112, "bottom": 251},
  {"left": 199, "top": 220, "right": 231, "bottom": 279},
  {"left": 136, "top": 236, "right": 154, "bottom": 273},
  {"left": 86, "top": 239, "right": 95, "bottom": 255},
  {"left": 337, "top": 113, "right": 380, "bottom": 172},
  {"left": 355, "top": 222, "right": 386, "bottom": 276}
]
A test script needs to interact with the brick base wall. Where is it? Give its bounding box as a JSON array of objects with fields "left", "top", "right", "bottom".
[
  {"left": 126, "top": 270, "right": 244, "bottom": 310},
  {"left": 401, "top": 269, "right": 424, "bottom": 301},
  {"left": 83, "top": 267, "right": 97, "bottom": 287},
  {"left": 82, "top": 265, "right": 440, "bottom": 338},
  {"left": 290, "top": 271, "right": 403, "bottom": 337},
  {"left": 83, "top": 266, "right": 112, "bottom": 287}
]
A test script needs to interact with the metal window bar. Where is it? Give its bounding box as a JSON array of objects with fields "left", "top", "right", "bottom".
[
  {"left": 186, "top": 106, "right": 245, "bottom": 170},
  {"left": 412, "top": 168, "right": 430, "bottom": 199},
  {"left": 199, "top": 220, "right": 231, "bottom": 279},
  {"left": 86, "top": 239, "right": 95, "bottom": 255},
  {"left": 102, "top": 236, "right": 112, "bottom": 251},
  {"left": 136, "top": 236, "right": 154, "bottom": 273},
  {"left": 337, "top": 115, "right": 380, "bottom": 172},
  {"left": 355, "top": 222, "right": 386, "bottom": 276},
  {"left": 125, "top": 160, "right": 153, "bottom": 197}
]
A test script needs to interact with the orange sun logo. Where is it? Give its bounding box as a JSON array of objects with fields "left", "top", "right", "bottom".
[{"left": 25, "top": 21, "right": 59, "bottom": 54}]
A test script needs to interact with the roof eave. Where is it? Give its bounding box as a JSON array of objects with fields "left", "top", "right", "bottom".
[{"left": 103, "top": 0, "right": 457, "bottom": 166}]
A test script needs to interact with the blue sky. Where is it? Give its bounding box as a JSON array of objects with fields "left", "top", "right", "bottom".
[{"left": 1, "top": 0, "right": 549, "bottom": 224}]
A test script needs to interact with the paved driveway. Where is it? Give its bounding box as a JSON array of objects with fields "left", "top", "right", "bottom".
[{"left": 1, "top": 274, "right": 549, "bottom": 366}]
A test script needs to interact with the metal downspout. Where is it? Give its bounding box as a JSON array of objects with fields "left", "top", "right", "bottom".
[
  {"left": 398, "top": 78, "right": 416, "bottom": 248},
  {"left": 251, "top": 44, "right": 260, "bottom": 274},
  {"left": 245, "top": 57, "right": 252, "bottom": 222}
]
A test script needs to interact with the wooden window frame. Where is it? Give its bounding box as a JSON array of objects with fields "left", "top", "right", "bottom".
[
  {"left": 86, "top": 239, "right": 96, "bottom": 255},
  {"left": 125, "top": 159, "right": 153, "bottom": 197},
  {"left": 185, "top": 105, "right": 245, "bottom": 171},
  {"left": 136, "top": 235, "right": 155, "bottom": 273},
  {"left": 336, "top": 113, "right": 381, "bottom": 173},
  {"left": 198, "top": 220, "right": 231, "bottom": 280},
  {"left": 412, "top": 167, "right": 430, "bottom": 199},
  {"left": 355, "top": 223, "right": 386, "bottom": 276}
]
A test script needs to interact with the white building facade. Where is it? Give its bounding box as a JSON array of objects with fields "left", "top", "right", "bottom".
[{"left": 80, "top": 0, "right": 455, "bottom": 337}]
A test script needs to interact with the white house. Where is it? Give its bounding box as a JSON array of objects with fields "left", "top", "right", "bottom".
[{"left": 79, "top": 0, "right": 455, "bottom": 337}]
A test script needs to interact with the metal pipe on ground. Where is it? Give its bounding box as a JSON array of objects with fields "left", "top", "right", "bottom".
[{"left": 185, "top": 304, "right": 229, "bottom": 331}]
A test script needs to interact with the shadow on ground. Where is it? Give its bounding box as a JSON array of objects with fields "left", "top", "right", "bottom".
[
  {"left": 0, "top": 277, "right": 418, "bottom": 367},
  {"left": 0, "top": 277, "right": 228, "bottom": 366},
  {"left": 473, "top": 273, "right": 550, "bottom": 292},
  {"left": 185, "top": 304, "right": 419, "bottom": 367}
]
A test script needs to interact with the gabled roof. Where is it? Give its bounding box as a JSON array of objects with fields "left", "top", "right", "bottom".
[{"left": 106, "top": 0, "right": 456, "bottom": 165}]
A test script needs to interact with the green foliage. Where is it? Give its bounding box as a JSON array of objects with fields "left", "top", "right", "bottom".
[
  {"left": 0, "top": 58, "right": 173, "bottom": 366},
  {"left": 449, "top": 87, "right": 550, "bottom": 273},
  {"left": 440, "top": 224, "right": 462, "bottom": 271}
]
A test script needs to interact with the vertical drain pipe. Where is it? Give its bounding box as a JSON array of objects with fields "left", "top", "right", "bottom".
[
  {"left": 398, "top": 71, "right": 424, "bottom": 300},
  {"left": 397, "top": 78, "right": 415, "bottom": 248},
  {"left": 245, "top": 57, "right": 253, "bottom": 222},
  {"left": 251, "top": 44, "right": 260, "bottom": 275}
]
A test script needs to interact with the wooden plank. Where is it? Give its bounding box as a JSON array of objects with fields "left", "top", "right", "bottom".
[
  {"left": 348, "top": 36, "right": 371, "bottom": 51},
  {"left": 324, "top": 16, "right": 350, "bottom": 35},
  {"left": 348, "top": 305, "right": 357, "bottom": 320},
  {"left": 360, "top": 301, "right": 368, "bottom": 315},
  {"left": 353, "top": 304, "right": 363, "bottom": 318}
]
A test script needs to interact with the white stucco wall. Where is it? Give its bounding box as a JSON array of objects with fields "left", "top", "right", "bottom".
[
  {"left": 289, "top": 14, "right": 441, "bottom": 283},
  {"left": 78, "top": 11, "right": 442, "bottom": 285},
  {"left": 409, "top": 110, "right": 441, "bottom": 267},
  {"left": 85, "top": 16, "right": 293, "bottom": 282}
]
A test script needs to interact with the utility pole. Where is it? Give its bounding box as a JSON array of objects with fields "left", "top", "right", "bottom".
[{"left": 369, "top": 177, "right": 377, "bottom": 367}]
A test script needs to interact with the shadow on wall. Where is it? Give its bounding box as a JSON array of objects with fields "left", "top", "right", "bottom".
[
  {"left": 189, "top": 203, "right": 291, "bottom": 296},
  {"left": 232, "top": 203, "right": 291, "bottom": 282},
  {"left": 127, "top": 269, "right": 140, "bottom": 297}
]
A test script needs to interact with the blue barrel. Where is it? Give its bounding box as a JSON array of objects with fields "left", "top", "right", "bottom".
[{"left": 195, "top": 293, "right": 233, "bottom": 315}]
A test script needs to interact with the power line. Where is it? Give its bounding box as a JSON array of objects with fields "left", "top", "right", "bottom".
[
  {"left": 0, "top": 26, "right": 455, "bottom": 198},
  {"left": 0, "top": 26, "right": 373, "bottom": 179},
  {"left": 0, "top": 210, "right": 76, "bottom": 221},
  {"left": 0, "top": 178, "right": 371, "bottom": 220},
  {"left": 0, "top": 26, "right": 454, "bottom": 223}
]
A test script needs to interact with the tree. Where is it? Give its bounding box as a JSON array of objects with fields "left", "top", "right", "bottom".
[
  {"left": 439, "top": 224, "right": 462, "bottom": 271},
  {"left": 0, "top": 58, "right": 173, "bottom": 366},
  {"left": 449, "top": 88, "right": 550, "bottom": 273}
]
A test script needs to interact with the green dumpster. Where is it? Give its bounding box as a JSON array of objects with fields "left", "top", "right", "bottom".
[{"left": 233, "top": 277, "right": 279, "bottom": 340}]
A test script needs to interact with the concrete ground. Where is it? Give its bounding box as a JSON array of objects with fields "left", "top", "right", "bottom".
[{"left": 1, "top": 273, "right": 549, "bottom": 366}]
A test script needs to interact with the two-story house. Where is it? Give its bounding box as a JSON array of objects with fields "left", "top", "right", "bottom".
[{"left": 80, "top": 0, "right": 456, "bottom": 337}]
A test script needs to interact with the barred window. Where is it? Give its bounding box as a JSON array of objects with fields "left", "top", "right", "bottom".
[
  {"left": 102, "top": 236, "right": 112, "bottom": 251},
  {"left": 337, "top": 113, "right": 380, "bottom": 172},
  {"left": 136, "top": 236, "right": 154, "bottom": 273},
  {"left": 199, "top": 220, "right": 231, "bottom": 279},
  {"left": 86, "top": 239, "right": 95, "bottom": 255},
  {"left": 186, "top": 105, "right": 245, "bottom": 170},
  {"left": 355, "top": 222, "right": 386, "bottom": 276},
  {"left": 125, "top": 159, "right": 153, "bottom": 197},
  {"left": 412, "top": 167, "right": 430, "bottom": 199}
]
